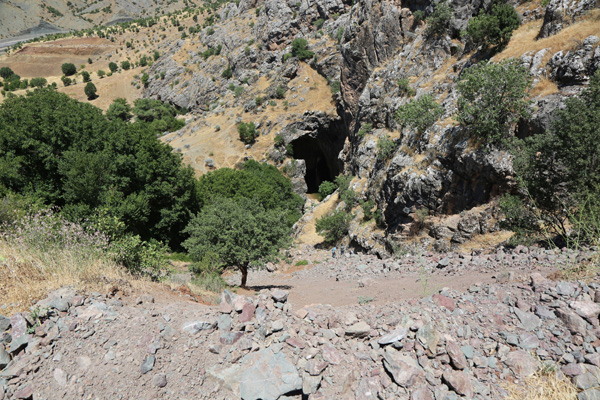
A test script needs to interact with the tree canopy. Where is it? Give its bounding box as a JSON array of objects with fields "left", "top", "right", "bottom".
[
  {"left": 0, "top": 88, "right": 197, "bottom": 248},
  {"left": 183, "top": 197, "right": 291, "bottom": 287},
  {"left": 457, "top": 59, "right": 531, "bottom": 143}
]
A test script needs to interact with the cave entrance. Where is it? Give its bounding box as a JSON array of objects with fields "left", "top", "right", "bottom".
[{"left": 291, "top": 135, "right": 340, "bottom": 193}]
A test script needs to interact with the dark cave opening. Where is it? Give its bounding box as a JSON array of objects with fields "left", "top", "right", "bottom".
[{"left": 291, "top": 135, "right": 339, "bottom": 193}]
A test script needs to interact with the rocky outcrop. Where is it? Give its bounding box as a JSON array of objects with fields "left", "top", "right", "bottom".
[
  {"left": 548, "top": 35, "right": 600, "bottom": 85},
  {"left": 537, "top": 0, "right": 599, "bottom": 39}
]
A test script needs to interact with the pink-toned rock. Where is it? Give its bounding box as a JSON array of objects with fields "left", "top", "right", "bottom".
[
  {"left": 14, "top": 384, "right": 33, "bottom": 399},
  {"left": 432, "top": 294, "right": 456, "bottom": 311},
  {"left": 296, "top": 309, "right": 308, "bottom": 319},
  {"left": 233, "top": 296, "right": 248, "bottom": 312},
  {"left": 10, "top": 314, "right": 27, "bottom": 339},
  {"left": 570, "top": 301, "right": 600, "bottom": 321},
  {"left": 562, "top": 363, "right": 585, "bottom": 377},
  {"left": 556, "top": 308, "right": 588, "bottom": 335},
  {"left": 219, "top": 301, "right": 233, "bottom": 314},
  {"left": 305, "top": 359, "right": 328, "bottom": 376},
  {"left": 530, "top": 272, "right": 548, "bottom": 287},
  {"left": 53, "top": 368, "right": 67, "bottom": 387},
  {"left": 443, "top": 370, "right": 473, "bottom": 397},
  {"left": 446, "top": 341, "right": 467, "bottom": 370},
  {"left": 286, "top": 337, "right": 306, "bottom": 349},
  {"left": 239, "top": 303, "right": 255, "bottom": 323},
  {"left": 504, "top": 351, "right": 537, "bottom": 377},
  {"left": 322, "top": 344, "right": 343, "bottom": 365},
  {"left": 410, "top": 387, "right": 434, "bottom": 400}
]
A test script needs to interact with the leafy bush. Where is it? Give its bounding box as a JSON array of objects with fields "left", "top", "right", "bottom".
[
  {"left": 121, "top": 61, "right": 131, "bottom": 70},
  {"left": 291, "top": 38, "right": 314, "bottom": 61},
  {"left": 221, "top": 65, "right": 232, "bottom": 79},
  {"left": 238, "top": 122, "right": 257, "bottom": 144},
  {"left": 84, "top": 82, "right": 97, "bottom": 100},
  {"left": 498, "top": 194, "right": 538, "bottom": 244},
  {"left": 397, "top": 78, "right": 416, "bottom": 96},
  {"left": 97, "top": 70, "right": 105, "bottom": 78},
  {"left": 413, "top": 10, "right": 426, "bottom": 24},
  {"left": 457, "top": 59, "right": 531, "bottom": 144},
  {"left": 318, "top": 180, "right": 337, "bottom": 200},
  {"left": 396, "top": 94, "right": 444, "bottom": 133},
  {"left": 81, "top": 71, "right": 90, "bottom": 82},
  {"left": 465, "top": 3, "right": 520, "bottom": 48},
  {"left": 425, "top": 2, "right": 452, "bottom": 37},
  {"left": 0, "top": 67, "right": 14, "bottom": 79},
  {"left": 511, "top": 70, "right": 600, "bottom": 242},
  {"left": 108, "top": 62, "right": 118, "bottom": 73},
  {"left": 356, "top": 123, "right": 373, "bottom": 138},
  {"left": 30, "top": 77, "right": 47, "bottom": 88},
  {"left": 329, "top": 80, "right": 341, "bottom": 95},
  {"left": 377, "top": 135, "right": 396, "bottom": 161},
  {"left": 61, "top": 76, "right": 72, "bottom": 86},
  {"left": 295, "top": 259, "right": 309, "bottom": 266},
  {"left": 316, "top": 209, "right": 351, "bottom": 243},
  {"left": 61, "top": 63, "right": 77, "bottom": 76},
  {"left": 111, "top": 235, "right": 168, "bottom": 281},
  {"left": 335, "top": 175, "right": 358, "bottom": 210},
  {"left": 314, "top": 18, "right": 325, "bottom": 29},
  {"left": 361, "top": 199, "right": 375, "bottom": 220},
  {"left": 275, "top": 85, "right": 287, "bottom": 99}
]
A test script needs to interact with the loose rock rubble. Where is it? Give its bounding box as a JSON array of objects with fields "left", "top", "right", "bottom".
[{"left": 1, "top": 250, "right": 600, "bottom": 399}]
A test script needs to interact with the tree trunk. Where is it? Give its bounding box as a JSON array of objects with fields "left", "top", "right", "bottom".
[{"left": 240, "top": 264, "right": 248, "bottom": 288}]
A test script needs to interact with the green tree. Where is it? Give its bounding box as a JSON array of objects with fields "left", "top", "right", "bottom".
[
  {"left": 425, "top": 2, "right": 452, "bottom": 37},
  {"left": 396, "top": 94, "right": 444, "bottom": 133},
  {"left": 457, "top": 59, "right": 531, "bottom": 143},
  {"left": 0, "top": 67, "right": 14, "bottom": 79},
  {"left": 97, "top": 70, "right": 106, "bottom": 78},
  {"left": 291, "top": 38, "right": 314, "bottom": 61},
  {"left": 61, "top": 63, "right": 77, "bottom": 76},
  {"left": 238, "top": 121, "right": 257, "bottom": 144},
  {"left": 141, "top": 73, "right": 149, "bottom": 87},
  {"left": 121, "top": 61, "right": 131, "bottom": 70},
  {"left": 61, "top": 76, "right": 72, "bottom": 86},
  {"left": 512, "top": 70, "right": 600, "bottom": 240},
  {"left": 109, "top": 62, "right": 118, "bottom": 73},
  {"left": 316, "top": 209, "right": 351, "bottom": 243},
  {"left": 30, "top": 77, "right": 47, "bottom": 88},
  {"left": 465, "top": 3, "right": 520, "bottom": 48},
  {"left": 131, "top": 98, "right": 184, "bottom": 132},
  {"left": 81, "top": 70, "right": 91, "bottom": 82},
  {"left": 183, "top": 197, "right": 291, "bottom": 287},
  {"left": 84, "top": 82, "right": 97, "bottom": 100},
  {"left": 0, "top": 88, "right": 198, "bottom": 248},
  {"left": 196, "top": 160, "right": 303, "bottom": 226},
  {"left": 106, "top": 98, "right": 132, "bottom": 122},
  {"left": 153, "top": 50, "right": 160, "bottom": 61}
]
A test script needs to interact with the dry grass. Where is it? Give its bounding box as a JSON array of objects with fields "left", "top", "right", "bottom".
[
  {"left": 0, "top": 239, "right": 130, "bottom": 315},
  {"left": 494, "top": 9, "right": 600, "bottom": 66},
  {"left": 530, "top": 77, "right": 560, "bottom": 97},
  {"left": 503, "top": 369, "right": 578, "bottom": 400}
]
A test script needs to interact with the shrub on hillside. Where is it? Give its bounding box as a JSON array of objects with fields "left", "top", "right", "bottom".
[
  {"left": 511, "top": 70, "right": 600, "bottom": 242},
  {"left": 457, "top": 59, "right": 531, "bottom": 144},
  {"left": 84, "top": 82, "right": 97, "bottom": 100},
  {"left": 425, "top": 2, "right": 452, "bottom": 37},
  {"left": 238, "top": 121, "right": 257, "bottom": 144},
  {"left": 377, "top": 135, "right": 396, "bottom": 161},
  {"left": 291, "top": 38, "right": 314, "bottom": 61},
  {"left": 319, "top": 180, "right": 337, "bottom": 200},
  {"left": 396, "top": 94, "right": 444, "bottom": 134},
  {"left": 316, "top": 209, "right": 351, "bottom": 244},
  {"left": 465, "top": 3, "right": 520, "bottom": 48},
  {"left": 61, "top": 63, "right": 77, "bottom": 76}
]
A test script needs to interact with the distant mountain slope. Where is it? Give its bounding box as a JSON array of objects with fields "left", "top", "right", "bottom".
[{"left": 0, "top": 0, "right": 189, "bottom": 39}]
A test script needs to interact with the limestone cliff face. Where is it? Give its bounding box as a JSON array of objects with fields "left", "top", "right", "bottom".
[{"left": 143, "top": 0, "right": 600, "bottom": 253}]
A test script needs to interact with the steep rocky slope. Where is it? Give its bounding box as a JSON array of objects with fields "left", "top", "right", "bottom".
[
  {"left": 138, "top": 0, "right": 599, "bottom": 254},
  {"left": 0, "top": 0, "right": 188, "bottom": 40}
]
